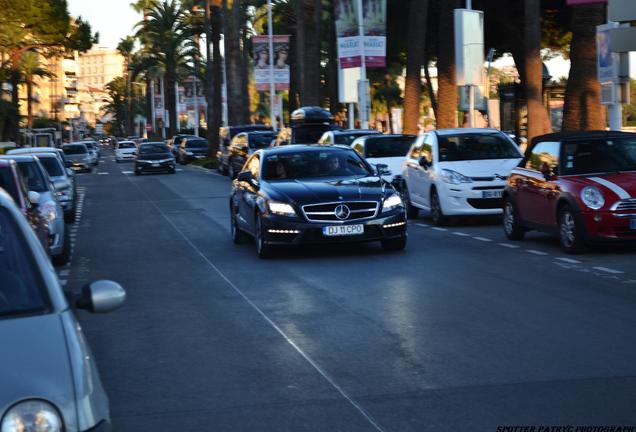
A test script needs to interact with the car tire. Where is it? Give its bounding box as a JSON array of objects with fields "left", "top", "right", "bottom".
[
  {"left": 381, "top": 235, "right": 407, "bottom": 252},
  {"left": 503, "top": 198, "right": 526, "bottom": 241},
  {"left": 116, "top": 159, "right": 121, "bottom": 163},
  {"left": 52, "top": 228, "right": 71, "bottom": 266},
  {"left": 135, "top": 171, "right": 141, "bottom": 176},
  {"left": 230, "top": 209, "right": 247, "bottom": 244},
  {"left": 255, "top": 212, "right": 273, "bottom": 259},
  {"left": 430, "top": 188, "right": 447, "bottom": 226},
  {"left": 64, "top": 209, "right": 76, "bottom": 224},
  {"left": 402, "top": 186, "right": 419, "bottom": 219},
  {"left": 169, "top": 168, "right": 176, "bottom": 174},
  {"left": 558, "top": 205, "right": 587, "bottom": 254}
]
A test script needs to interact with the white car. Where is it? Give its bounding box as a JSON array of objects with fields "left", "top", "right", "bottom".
[
  {"left": 351, "top": 134, "right": 416, "bottom": 182},
  {"left": 401, "top": 128, "right": 523, "bottom": 225},
  {"left": 318, "top": 129, "right": 382, "bottom": 146},
  {"left": 115, "top": 140, "right": 137, "bottom": 162}
]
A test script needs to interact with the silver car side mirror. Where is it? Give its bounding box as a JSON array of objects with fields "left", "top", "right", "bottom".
[
  {"left": 28, "top": 191, "right": 40, "bottom": 206},
  {"left": 66, "top": 168, "right": 74, "bottom": 177},
  {"left": 77, "top": 280, "right": 126, "bottom": 313}
]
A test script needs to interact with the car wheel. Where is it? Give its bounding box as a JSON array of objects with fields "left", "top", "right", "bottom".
[
  {"left": 135, "top": 171, "right": 141, "bottom": 176},
  {"left": 255, "top": 212, "right": 273, "bottom": 258},
  {"left": 381, "top": 235, "right": 407, "bottom": 252},
  {"left": 116, "top": 159, "right": 121, "bottom": 163},
  {"left": 52, "top": 228, "right": 71, "bottom": 266},
  {"left": 559, "top": 205, "right": 587, "bottom": 254},
  {"left": 503, "top": 198, "right": 525, "bottom": 241},
  {"left": 64, "top": 209, "right": 76, "bottom": 224},
  {"left": 430, "top": 188, "right": 447, "bottom": 226},
  {"left": 169, "top": 168, "right": 176, "bottom": 174},
  {"left": 402, "top": 186, "right": 419, "bottom": 219},
  {"left": 230, "top": 208, "right": 247, "bottom": 244}
]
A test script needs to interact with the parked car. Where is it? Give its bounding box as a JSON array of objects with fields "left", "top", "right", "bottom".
[
  {"left": 504, "top": 131, "right": 636, "bottom": 253},
  {"left": 1, "top": 155, "right": 70, "bottom": 265},
  {"left": 115, "top": 140, "right": 137, "bottom": 163},
  {"left": 401, "top": 128, "right": 523, "bottom": 225},
  {"left": 81, "top": 140, "right": 101, "bottom": 162},
  {"left": 351, "top": 134, "right": 416, "bottom": 183},
  {"left": 0, "top": 187, "right": 125, "bottom": 432},
  {"left": 167, "top": 134, "right": 197, "bottom": 157},
  {"left": 8, "top": 146, "right": 71, "bottom": 169},
  {"left": 218, "top": 125, "right": 273, "bottom": 175},
  {"left": 230, "top": 145, "right": 407, "bottom": 258},
  {"left": 177, "top": 137, "right": 209, "bottom": 164},
  {"left": 0, "top": 159, "right": 49, "bottom": 253},
  {"left": 135, "top": 142, "right": 176, "bottom": 175},
  {"left": 226, "top": 131, "right": 277, "bottom": 178},
  {"left": 62, "top": 143, "right": 92, "bottom": 172},
  {"left": 318, "top": 129, "right": 381, "bottom": 145}
]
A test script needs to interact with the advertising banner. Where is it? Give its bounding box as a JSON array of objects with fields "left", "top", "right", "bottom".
[
  {"left": 597, "top": 23, "right": 620, "bottom": 84},
  {"left": 253, "top": 35, "right": 290, "bottom": 92},
  {"left": 181, "top": 77, "right": 207, "bottom": 111},
  {"left": 335, "top": 0, "right": 386, "bottom": 69}
]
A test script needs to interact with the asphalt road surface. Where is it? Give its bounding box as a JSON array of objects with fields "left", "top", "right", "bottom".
[{"left": 63, "top": 149, "right": 636, "bottom": 431}]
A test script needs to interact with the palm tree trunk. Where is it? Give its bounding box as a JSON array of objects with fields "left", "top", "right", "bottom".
[
  {"left": 206, "top": 0, "right": 223, "bottom": 158},
  {"left": 436, "top": 0, "right": 460, "bottom": 128},
  {"left": 26, "top": 78, "right": 33, "bottom": 129},
  {"left": 403, "top": 0, "right": 429, "bottom": 135},
  {"left": 166, "top": 70, "right": 177, "bottom": 137},
  {"left": 562, "top": 4, "right": 606, "bottom": 131},
  {"left": 240, "top": 5, "right": 251, "bottom": 123},
  {"left": 223, "top": 0, "right": 242, "bottom": 125},
  {"left": 327, "top": 0, "right": 339, "bottom": 114},
  {"left": 524, "top": 0, "right": 544, "bottom": 142},
  {"left": 295, "top": 0, "right": 321, "bottom": 106}
]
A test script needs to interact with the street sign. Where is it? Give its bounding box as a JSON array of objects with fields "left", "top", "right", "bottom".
[
  {"left": 597, "top": 23, "right": 620, "bottom": 82},
  {"left": 609, "top": 0, "right": 636, "bottom": 22},
  {"left": 609, "top": 27, "right": 636, "bottom": 52},
  {"left": 454, "top": 9, "right": 484, "bottom": 86}
]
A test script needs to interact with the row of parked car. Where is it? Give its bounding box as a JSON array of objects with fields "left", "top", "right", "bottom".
[{"left": 0, "top": 141, "right": 125, "bottom": 430}]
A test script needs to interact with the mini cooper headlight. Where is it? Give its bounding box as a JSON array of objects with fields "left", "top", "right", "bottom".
[
  {"left": 441, "top": 169, "right": 472, "bottom": 185},
  {"left": 268, "top": 201, "right": 296, "bottom": 216},
  {"left": 382, "top": 194, "right": 403, "bottom": 212},
  {"left": 581, "top": 186, "right": 605, "bottom": 210},
  {"left": 41, "top": 202, "right": 57, "bottom": 222},
  {"left": 1, "top": 400, "right": 63, "bottom": 432}
]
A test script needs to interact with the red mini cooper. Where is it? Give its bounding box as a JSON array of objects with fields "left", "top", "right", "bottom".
[{"left": 503, "top": 131, "right": 636, "bottom": 253}]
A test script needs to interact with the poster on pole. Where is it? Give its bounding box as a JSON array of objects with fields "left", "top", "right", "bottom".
[
  {"left": 253, "top": 35, "right": 290, "bottom": 92},
  {"left": 335, "top": 0, "right": 386, "bottom": 69},
  {"left": 181, "top": 77, "right": 207, "bottom": 111}
]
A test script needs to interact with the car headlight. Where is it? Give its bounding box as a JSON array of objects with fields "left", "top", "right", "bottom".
[
  {"left": 41, "top": 202, "right": 57, "bottom": 222},
  {"left": 581, "top": 186, "right": 605, "bottom": 210},
  {"left": 441, "top": 169, "right": 472, "bottom": 185},
  {"left": 1, "top": 400, "right": 63, "bottom": 432},
  {"left": 382, "top": 193, "right": 403, "bottom": 212},
  {"left": 268, "top": 201, "right": 296, "bottom": 216}
]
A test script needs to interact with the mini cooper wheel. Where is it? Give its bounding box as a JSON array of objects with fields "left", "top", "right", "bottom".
[
  {"left": 430, "top": 188, "right": 447, "bottom": 226},
  {"left": 381, "top": 235, "right": 407, "bottom": 252},
  {"left": 503, "top": 198, "right": 525, "bottom": 241},
  {"left": 255, "top": 213, "right": 273, "bottom": 258},
  {"left": 559, "top": 205, "right": 586, "bottom": 254},
  {"left": 402, "top": 187, "right": 419, "bottom": 219}
]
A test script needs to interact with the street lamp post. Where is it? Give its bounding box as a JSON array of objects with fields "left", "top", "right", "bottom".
[
  {"left": 267, "top": 0, "right": 277, "bottom": 131},
  {"left": 356, "top": 0, "right": 369, "bottom": 130}
]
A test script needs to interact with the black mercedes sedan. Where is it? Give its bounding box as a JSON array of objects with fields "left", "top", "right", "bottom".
[
  {"left": 230, "top": 145, "right": 407, "bottom": 258},
  {"left": 134, "top": 142, "right": 176, "bottom": 175}
]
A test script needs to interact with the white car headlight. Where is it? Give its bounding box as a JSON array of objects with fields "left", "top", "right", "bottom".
[
  {"left": 1, "top": 400, "right": 63, "bottom": 432},
  {"left": 441, "top": 169, "right": 472, "bottom": 185},
  {"left": 268, "top": 201, "right": 296, "bottom": 216},
  {"left": 382, "top": 193, "right": 403, "bottom": 212},
  {"left": 581, "top": 186, "right": 605, "bottom": 210},
  {"left": 41, "top": 202, "right": 57, "bottom": 222}
]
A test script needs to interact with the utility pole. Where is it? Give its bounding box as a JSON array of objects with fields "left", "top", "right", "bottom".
[
  {"left": 267, "top": 0, "right": 277, "bottom": 131},
  {"left": 356, "top": 0, "right": 369, "bottom": 129}
]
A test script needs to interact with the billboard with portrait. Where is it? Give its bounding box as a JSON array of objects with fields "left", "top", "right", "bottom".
[
  {"left": 253, "top": 35, "right": 290, "bottom": 92},
  {"left": 335, "top": 0, "right": 386, "bottom": 69}
]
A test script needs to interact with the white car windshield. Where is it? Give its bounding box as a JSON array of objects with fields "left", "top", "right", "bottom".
[{"left": 438, "top": 133, "right": 521, "bottom": 162}]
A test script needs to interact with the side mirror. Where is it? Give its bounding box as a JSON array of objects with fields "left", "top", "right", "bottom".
[
  {"left": 66, "top": 168, "right": 74, "bottom": 177},
  {"left": 418, "top": 157, "right": 431, "bottom": 169},
  {"left": 237, "top": 170, "right": 253, "bottom": 183},
  {"left": 28, "top": 191, "right": 40, "bottom": 206},
  {"left": 76, "top": 280, "right": 126, "bottom": 313},
  {"left": 376, "top": 163, "right": 391, "bottom": 176},
  {"left": 540, "top": 162, "right": 553, "bottom": 180}
]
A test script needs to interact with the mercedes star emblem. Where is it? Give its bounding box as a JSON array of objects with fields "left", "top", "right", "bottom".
[{"left": 334, "top": 204, "right": 350, "bottom": 220}]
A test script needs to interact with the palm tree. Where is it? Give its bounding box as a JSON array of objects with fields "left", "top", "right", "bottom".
[
  {"left": 103, "top": 77, "right": 128, "bottom": 136},
  {"left": 562, "top": 4, "right": 606, "bottom": 130},
  {"left": 524, "top": 0, "right": 545, "bottom": 142},
  {"left": 403, "top": 0, "right": 429, "bottom": 134},
  {"left": 19, "top": 52, "right": 53, "bottom": 129},
  {"left": 223, "top": 0, "right": 250, "bottom": 125},
  {"left": 436, "top": 0, "right": 460, "bottom": 128},
  {"left": 294, "top": 0, "right": 321, "bottom": 106},
  {"left": 135, "top": 0, "right": 191, "bottom": 137},
  {"left": 205, "top": 0, "right": 224, "bottom": 158},
  {"left": 131, "top": 0, "right": 159, "bottom": 19},
  {"left": 117, "top": 36, "right": 135, "bottom": 135}
]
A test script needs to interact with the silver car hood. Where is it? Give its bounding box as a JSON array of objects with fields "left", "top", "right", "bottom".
[{"left": 0, "top": 313, "right": 77, "bottom": 428}]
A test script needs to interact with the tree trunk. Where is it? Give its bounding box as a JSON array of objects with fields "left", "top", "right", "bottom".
[
  {"left": 562, "top": 5, "right": 606, "bottom": 131},
  {"left": 327, "top": 0, "right": 339, "bottom": 114},
  {"left": 26, "top": 78, "right": 33, "bottom": 129},
  {"left": 165, "top": 70, "right": 177, "bottom": 138},
  {"left": 240, "top": 5, "right": 251, "bottom": 123},
  {"left": 424, "top": 51, "right": 437, "bottom": 119},
  {"left": 208, "top": 1, "right": 223, "bottom": 158},
  {"left": 145, "top": 79, "right": 153, "bottom": 136},
  {"left": 295, "top": 0, "right": 321, "bottom": 106},
  {"left": 223, "top": 0, "right": 243, "bottom": 125},
  {"left": 436, "top": 0, "right": 459, "bottom": 128},
  {"left": 403, "top": 0, "right": 428, "bottom": 135},
  {"left": 524, "top": 0, "right": 544, "bottom": 142},
  {"left": 8, "top": 51, "right": 21, "bottom": 142}
]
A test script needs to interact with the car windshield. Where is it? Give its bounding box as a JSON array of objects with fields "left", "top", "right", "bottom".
[
  {"left": 262, "top": 150, "right": 372, "bottom": 180},
  {"left": 334, "top": 132, "right": 376, "bottom": 146},
  {"left": 0, "top": 167, "right": 19, "bottom": 203},
  {"left": 63, "top": 144, "right": 87, "bottom": 155},
  {"left": 186, "top": 140, "right": 208, "bottom": 149},
  {"left": 16, "top": 161, "right": 48, "bottom": 192},
  {"left": 36, "top": 156, "right": 64, "bottom": 177},
  {"left": 561, "top": 138, "right": 636, "bottom": 175},
  {"left": 249, "top": 134, "right": 275, "bottom": 149},
  {"left": 0, "top": 207, "right": 49, "bottom": 318},
  {"left": 365, "top": 136, "right": 415, "bottom": 158},
  {"left": 118, "top": 142, "right": 135, "bottom": 149},
  {"left": 140, "top": 144, "right": 169, "bottom": 154},
  {"left": 438, "top": 133, "right": 521, "bottom": 161}
]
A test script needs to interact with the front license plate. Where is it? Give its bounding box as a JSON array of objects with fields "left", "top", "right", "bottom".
[
  {"left": 630, "top": 218, "right": 636, "bottom": 230},
  {"left": 322, "top": 224, "right": 364, "bottom": 237},
  {"left": 152, "top": 163, "right": 160, "bottom": 167},
  {"left": 482, "top": 190, "right": 503, "bottom": 199}
]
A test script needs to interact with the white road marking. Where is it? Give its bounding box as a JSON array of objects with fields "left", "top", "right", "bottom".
[
  {"left": 498, "top": 243, "right": 520, "bottom": 249},
  {"left": 452, "top": 232, "right": 471, "bottom": 237},
  {"left": 593, "top": 266, "right": 624, "bottom": 275},
  {"left": 97, "top": 172, "right": 109, "bottom": 175},
  {"left": 122, "top": 171, "right": 134, "bottom": 174},
  {"left": 527, "top": 249, "right": 549, "bottom": 256},
  {"left": 415, "top": 223, "right": 429, "bottom": 228},
  {"left": 473, "top": 236, "right": 492, "bottom": 242},
  {"left": 431, "top": 227, "right": 448, "bottom": 232},
  {"left": 176, "top": 168, "right": 184, "bottom": 172},
  {"left": 556, "top": 257, "right": 581, "bottom": 264}
]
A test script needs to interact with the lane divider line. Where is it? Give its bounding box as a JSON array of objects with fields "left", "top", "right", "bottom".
[
  {"left": 556, "top": 257, "right": 582, "bottom": 264},
  {"left": 593, "top": 266, "right": 624, "bottom": 275},
  {"left": 498, "top": 243, "right": 520, "bottom": 249},
  {"left": 527, "top": 249, "right": 549, "bottom": 256},
  {"left": 473, "top": 236, "right": 492, "bottom": 242},
  {"left": 414, "top": 223, "right": 429, "bottom": 228},
  {"left": 452, "top": 232, "right": 471, "bottom": 237},
  {"left": 431, "top": 227, "right": 448, "bottom": 232}
]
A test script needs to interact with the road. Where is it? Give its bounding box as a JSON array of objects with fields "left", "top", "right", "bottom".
[{"left": 62, "top": 149, "right": 636, "bottom": 431}]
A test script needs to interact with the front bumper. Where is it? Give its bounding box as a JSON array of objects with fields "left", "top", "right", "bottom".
[
  {"left": 581, "top": 211, "right": 636, "bottom": 242},
  {"left": 71, "top": 161, "right": 91, "bottom": 172},
  {"left": 117, "top": 153, "right": 136, "bottom": 161},
  {"left": 438, "top": 181, "right": 507, "bottom": 216},
  {"left": 260, "top": 210, "right": 407, "bottom": 246},
  {"left": 135, "top": 161, "right": 175, "bottom": 173}
]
